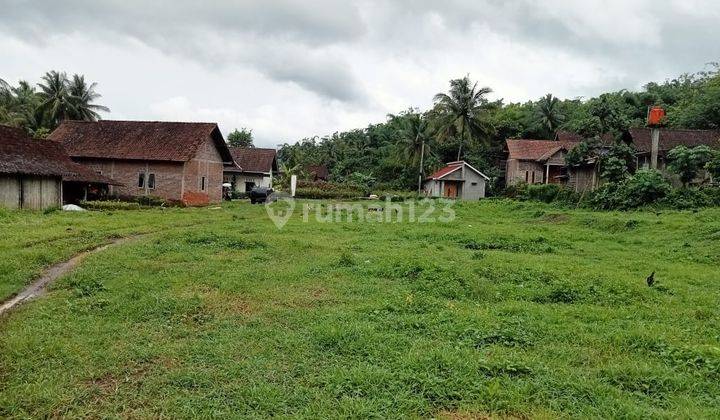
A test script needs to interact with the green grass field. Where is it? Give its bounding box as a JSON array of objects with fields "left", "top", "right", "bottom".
[{"left": 1, "top": 200, "right": 719, "bottom": 418}]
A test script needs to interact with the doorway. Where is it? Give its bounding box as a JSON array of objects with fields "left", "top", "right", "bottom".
[{"left": 443, "top": 181, "right": 458, "bottom": 198}]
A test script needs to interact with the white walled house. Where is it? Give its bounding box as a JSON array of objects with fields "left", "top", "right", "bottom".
[
  {"left": 223, "top": 147, "right": 278, "bottom": 192},
  {"left": 423, "top": 161, "right": 489, "bottom": 200}
]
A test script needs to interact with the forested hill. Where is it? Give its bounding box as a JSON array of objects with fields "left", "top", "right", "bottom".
[{"left": 279, "top": 65, "right": 720, "bottom": 190}]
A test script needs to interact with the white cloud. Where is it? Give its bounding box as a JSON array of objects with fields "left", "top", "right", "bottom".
[{"left": 1, "top": 0, "right": 719, "bottom": 147}]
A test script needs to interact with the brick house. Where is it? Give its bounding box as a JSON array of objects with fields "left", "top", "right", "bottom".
[
  {"left": 223, "top": 147, "right": 278, "bottom": 192},
  {"left": 49, "top": 121, "right": 235, "bottom": 206}
]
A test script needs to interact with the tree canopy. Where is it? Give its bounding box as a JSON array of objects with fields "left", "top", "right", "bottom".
[{"left": 280, "top": 65, "right": 720, "bottom": 191}]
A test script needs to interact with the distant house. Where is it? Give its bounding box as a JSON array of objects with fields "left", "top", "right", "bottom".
[
  {"left": 506, "top": 128, "right": 720, "bottom": 192},
  {"left": 223, "top": 147, "right": 278, "bottom": 193},
  {"left": 0, "top": 125, "right": 118, "bottom": 209},
  {"left": 49, "top": 120, "right": 235, "bottom": 206},
  {"left": 423, "top": 161, "right": 489, "bottom": 200},
  {"left": 630, "top": 128, "right": 720, "bottom": 171},
  {"left": 308, "top": 164, "right": 329, "bottom": 182},
  {"left": 505, "top": 139, "right": 581, "bottom": 186}
]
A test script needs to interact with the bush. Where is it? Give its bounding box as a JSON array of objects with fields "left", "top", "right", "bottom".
[
  {"left": 80, "top": 200, "right": 141, "bottom": 211},
  {"left": 590, "top": 170, "right": 672, "bottom": 210},
  {"left": 502, "top": 182, "right": 579, "bottom": 205},
  {"left": 660, "top": 186, "right": 720, "bottom": 209},
  {"left": 230, "top": 191, "right": 248, "bottom": 200}
]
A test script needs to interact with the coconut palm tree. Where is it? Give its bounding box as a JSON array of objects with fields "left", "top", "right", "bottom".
[
  {"left": 397, "top": 112, "right": 432, "bottom": 193},
  {"left": 433, "top": 76, "right": 493, "bottom": 160},
  {"left": 37, "top": 71, "right": 76, "bottom": 127},
  {"left": 536, "top": 93, "right": 564, "bottom": 137},
  {"left": 68, "top": 74, "right": 110, "bottom": 121}
]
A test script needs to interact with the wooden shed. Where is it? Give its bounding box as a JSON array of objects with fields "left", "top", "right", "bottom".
[{"left": 0, "top": 125, "right": 118, "bottom": 210}]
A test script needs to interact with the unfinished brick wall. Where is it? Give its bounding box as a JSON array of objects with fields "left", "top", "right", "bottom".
[
  {"left": 182, "top": 136, "right": 224, "bottom": 205},
  {"left": 77, "top": 159, "right": 186, "bottom": 201}
]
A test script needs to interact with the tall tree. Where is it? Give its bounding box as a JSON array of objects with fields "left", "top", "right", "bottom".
[
  {"left": 536, "top": 93, "right": 564, "bottom": 137},
  {"left": 37, "top": 71, "right": 76, "bottom": 127},
  {"left": 227, "top": 127, "right": 254, "bottom": 147},
  {"left": 433, "top": 76, "right": 493, "bottom": 160},
  {"left": 396, "top": 112, "right": 432, "bottom": 193},
  {"left": 68, "top": 74, "right": 110, "bottom": 121}
]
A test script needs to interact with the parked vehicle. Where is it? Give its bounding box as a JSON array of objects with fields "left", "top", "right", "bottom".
[{"left": 249, "top": 187, "right": 274, "bottom": 204}]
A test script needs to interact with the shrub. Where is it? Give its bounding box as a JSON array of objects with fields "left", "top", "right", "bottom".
[
  {"left": 622, "top": 169, "right": 672, "bottom": 207},
  {"left": 230, "top": 191, "right": 248, "bottom": 200},
  {"left": 80, "top": 200, "right": 142, "bottom": 211},
  {"left": 667, "top": 145, "right": 714, "bottom": 186}
]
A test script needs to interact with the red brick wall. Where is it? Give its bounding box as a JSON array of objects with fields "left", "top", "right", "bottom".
[
  {"left": 77, "top": 159, "right": 186, "bottom": 202},
  {"left": 73, "top": 135, "right": 225, "bottom": 206},
  {"left": 182, "top": 136, "right": 224, "bottom": 205}
]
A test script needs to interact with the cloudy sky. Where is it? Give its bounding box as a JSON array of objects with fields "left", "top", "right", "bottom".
[{"left": 2, "top": 0, "right": 719, "bottom": 147}]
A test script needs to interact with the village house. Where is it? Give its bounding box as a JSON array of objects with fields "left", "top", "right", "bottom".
[
  {"left": 223, "top": 147, "right": 278, "bottom": 193},
  {"left": 49, "top": 120, "right": 235, "bottom": 206},
  {"left": 505, "top": 128, "right": 720, "bottom": 192},
  {"left": 423, "top": 161, "right": 490, "bottom": 200},
  {"left": 505, "top": 138, "right": 580, "bottom": 186},
  {"left": 0, "top": 124, "right": 118, "bottom": 210}
]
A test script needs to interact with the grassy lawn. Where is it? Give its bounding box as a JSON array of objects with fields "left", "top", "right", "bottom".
[{"left": 1, "top": 200, "right": 719, "bottom": 418}]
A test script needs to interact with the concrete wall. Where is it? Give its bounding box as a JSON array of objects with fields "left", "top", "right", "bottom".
[
  {"left": 223, "top": 172, "right": 272, "bottom": 192},
  {"left": 459, "top": 167, "right": 486, "bottom": 200},
  {"left": 0, "top": 174, "right": 61, "bottom": 210}
]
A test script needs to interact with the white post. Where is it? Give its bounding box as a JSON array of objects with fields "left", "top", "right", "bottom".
[
  {"left": 545, "top": 164, "right": 550, "bottom": 184},
  {"left": 650, "top": 128, "right": 660, "bottom": 169},
  {"left": 290, "top": 175, "right": 297, "bottom": 197}
]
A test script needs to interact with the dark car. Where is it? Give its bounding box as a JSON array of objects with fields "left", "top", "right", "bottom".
[{"left": 249, "top": 186, "right": 274, "bottom": 204}]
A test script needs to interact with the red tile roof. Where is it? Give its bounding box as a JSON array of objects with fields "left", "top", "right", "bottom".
[
  {"left": 629, "top": 128, "right": 720, "bottom": 153},
  {"left": 49, "top": 120, "right": 234, "bottom": 163},
  {"left": 426, "top": 161, "right": 490, "bottom": 181},
  {"left": 0, "top": 125, "right": 119, "bottom": 184},
  {"left": 506, "top": 139, "right": 580, "bottom": 161},
  {"left": 427, "top": 162, "right": 463, "bottom": 180},
  {"left": 226, "top": 147, "right": 277, "bottom": 173}
]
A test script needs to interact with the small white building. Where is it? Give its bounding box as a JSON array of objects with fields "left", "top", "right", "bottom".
[
  {"left": 423, "top": 161, "right": 489, "bottom": 200},
  {"left": 224, "top": 147, "right": 278, "bottom": 192}
]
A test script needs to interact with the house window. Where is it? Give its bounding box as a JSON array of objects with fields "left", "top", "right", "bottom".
[
  {"left": 245, "top": 181, "right": 255, "bottom": 192},
  {"left": 148, "top": 173, "right": 156, "bottom": 190},
  {"left": 471, "top": 182, "right": 477, "bottom": 186},
  {"left": 525, "top": 171, "right": 529, "bottom": 183},
  {"left": 138, "top": 173, "right": 145, "bottom": 188},
  {"left": 201, "top": 176, "right": 206, "bottom": 191},
  {"left": 531, "top": 171, "right": 535, "bottom": 183}
]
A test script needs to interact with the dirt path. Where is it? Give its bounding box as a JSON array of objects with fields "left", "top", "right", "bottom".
[{"left": 0, "top": 236, "right": 137, "bottom": 316}]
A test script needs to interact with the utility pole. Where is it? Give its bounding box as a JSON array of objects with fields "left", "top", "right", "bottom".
[{"left": 417, "top": 135, "right": 425, "bottom": 194}]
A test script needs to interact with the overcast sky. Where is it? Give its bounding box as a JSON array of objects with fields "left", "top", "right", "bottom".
[{"left": 2, "top": 0, "right": 719, "bottom": 147}]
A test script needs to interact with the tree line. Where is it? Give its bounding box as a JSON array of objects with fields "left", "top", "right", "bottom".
[
  {"left": 0, "top": 71, "right": 109, "bottom": 138},
  {"left": 279, "top": 65, "right": 720, "bottom": 191}
]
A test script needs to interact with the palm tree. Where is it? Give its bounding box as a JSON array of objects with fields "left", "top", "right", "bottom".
[
  {"left": 397, "top": 112, "right": 432, "bottom": 193},
  {"left": 433, "top": 76, "right": 493, "bottom": 160},
  {"left": 536, "top": 93, "right": 564, "bottom": 137},
  {"left": 68, "top": 74, "right": 110, "bottom": 121},
  {"left": 37, "top": 71, "right": 76, "bottom": 127}
]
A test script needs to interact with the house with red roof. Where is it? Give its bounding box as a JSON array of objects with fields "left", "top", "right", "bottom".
[
  {"left": 423, "top": 161, "right": 490, "bottom": 200},
  {"left": 49, "top": 120, "right": 235, "bottom": 206},
  {"left": 223, "top": 147, "right": 278, "bottom": 193}
]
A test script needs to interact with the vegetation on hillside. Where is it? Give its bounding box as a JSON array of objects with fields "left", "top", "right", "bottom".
[{"left": 280, "top": 65, "right": 720, "bottom": 191}]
